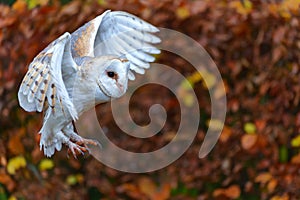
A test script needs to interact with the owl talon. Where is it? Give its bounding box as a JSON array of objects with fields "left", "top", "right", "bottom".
[{"left": 67, "top": 142, "right": 87, "bottom": 158}]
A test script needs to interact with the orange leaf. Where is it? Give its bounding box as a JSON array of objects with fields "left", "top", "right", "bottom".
[
  {"left": 291, "top": 153, "right": 300, "bottom": 164},
  {"left": 225, "top": 185, "right": 241, "bottom": 199},
  {"left": 0, "top": 173, "right": 15, "bottom": 191},
  {"left": 267, "top": 178, "right": 278, "bottom": 193},
  {"left": 213, "top": 185, "right": 241, "bottom": 199},
  {"left": 271, "top": 193, "right": 290, "bottom": 200},
  {"left": 255, "top": 172, "right": 272, "bottom": 184},
  {"left": 151, "top": 184, "right": 171, "bottom": 200},
  {"left": 138, "top": 177, "right": 157, "bottom": 198},
  {"left": 219, "top": 126, "right": 232, "bottom": 143},
  {"left": 241, "top": 134, "right": 258, "bottom": 150},
  {"left": 8, "top": 128, "right": 26, "bottom": 155},
  {"left": 12, "top": 0, "right": 27, "bottom": 12}
]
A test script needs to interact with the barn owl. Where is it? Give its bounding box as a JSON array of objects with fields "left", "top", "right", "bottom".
[{"left": 18, "top": 10, "right": 161, "bottom": 157}]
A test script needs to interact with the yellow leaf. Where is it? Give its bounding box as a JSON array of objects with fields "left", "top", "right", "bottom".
[
  {"left": 281, "top": 0, "right": 300, "bottom": 14},
  {"left": 27, "top": 0, "right": 49, "bottom": 9},
  {"left": 183, "top": 93, "right": 195, "bottom": 107},
  {"left": 176, "top": 6, "right": 190, "bottom": 19},
  {"left": 66, "top": 175, "right": 77, "bottom": 186},
  {"left": 291, "top": 135, "right": 300, "bottom": 147},
  {"left": 180, "top": 79, "right": 194, "bottom": 90},
  {"left": 7, "top": 156, "right": 26, "bottom": 175},
  {"left": 75, "top": 174, "right": 84, "bottom": 184},
  {"left": 66, "top": 174, "right": 84, "bottom": 185},
  {"left": 188, "top": 72, "right": 202, "bottom": 84},
  {"left": 229, "top": 0, "right": 253, "bottom": 15},
  {"left": 39, "top": 159, "right": 54, "bottom": 171},
  {"left": 244, "top": 122, "right": 256, "bottom": 134},
  {"left": 8, "top": 196, "right": 17, "bottom": 200},
  {"left": 206, "top": 119, "right": 224, "bottom": 131},
  {"left": 214, "top": 82, "right": 227, "bottom": 99},
  {"left": 201, "top": 70, "right": 216, "bottom": 89},
  {"left": 97, "top": 0, "right": 107, "bottom": 5}
]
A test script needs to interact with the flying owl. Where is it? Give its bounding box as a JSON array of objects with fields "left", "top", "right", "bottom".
[{"left": 18, "top": 10, "right": 161, "bottom": 157}]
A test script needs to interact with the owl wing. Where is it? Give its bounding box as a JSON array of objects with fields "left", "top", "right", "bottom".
[
  {"left": 71, "top": 10, "right": 161, "bottom": 80},
  {"left": 18, "top": 32, "right": 78, "bottom": 120}
]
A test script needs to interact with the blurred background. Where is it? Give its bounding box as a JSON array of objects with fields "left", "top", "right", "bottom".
[{"left": 0, "top": 0, "right": 300, "bottom": 199}]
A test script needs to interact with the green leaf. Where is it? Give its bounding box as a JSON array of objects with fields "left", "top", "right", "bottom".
[
  {"left": 0, "top": 185, "right": 7, "bottom": 200},
  {"left": 279, "top": 145, "right": 288, "bottom": 163}
]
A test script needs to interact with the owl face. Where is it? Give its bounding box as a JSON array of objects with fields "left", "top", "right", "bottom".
[{"left": 96, "top": 58, "right": 129, "bottom": 99}]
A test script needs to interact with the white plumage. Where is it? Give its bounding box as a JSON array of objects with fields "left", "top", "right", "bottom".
[{"left": 18, "top": 10, "right": 160, "bottom": 157}]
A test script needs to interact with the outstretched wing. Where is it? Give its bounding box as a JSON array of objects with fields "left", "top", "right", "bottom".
[
  {"left": 18, "top": 32, "right": 78, "bottom": 120},
  {"left": 71, "top": 10, "right": 161, "bottom": 80}
]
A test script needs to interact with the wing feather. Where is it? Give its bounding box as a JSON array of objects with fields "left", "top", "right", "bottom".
[
  {"left": 71, "top": 10, "right": 161, "bottom": 80},
  {"left": 18, "top": 33, "right": 78, "bottom": 120}
]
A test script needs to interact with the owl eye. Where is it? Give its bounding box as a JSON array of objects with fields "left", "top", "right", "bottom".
[{"left": 107, "top": 71, "right": 115, "bottom": 78}]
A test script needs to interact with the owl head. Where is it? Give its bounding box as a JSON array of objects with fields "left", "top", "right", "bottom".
[{"left": 82, "top": 56, "right": 130, "bottom": 99}]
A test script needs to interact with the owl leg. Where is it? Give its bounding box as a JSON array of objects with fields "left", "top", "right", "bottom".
[
  {"left": 62, "top": 123, "right": 100, "bottom": 154},
  {"left": 56, "top": 130, "right": 87, "bottom": 158},
  {"left": 40, "top": 130, "right": 86, "bottom": 158}
]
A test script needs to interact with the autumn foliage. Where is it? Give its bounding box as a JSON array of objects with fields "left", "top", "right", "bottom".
[{"left": 0, "top": 0, "right": 300, "bottom": 199}]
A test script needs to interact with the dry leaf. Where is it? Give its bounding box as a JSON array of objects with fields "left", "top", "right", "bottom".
[
  {"left": 241, "top": 134, "right": 258, "bottom": 150},
  {"left": 138, "top": 176, "right": 157, "bottom": 198},
  {"left": 255, "top": 172, "right": 272, "bottom": 184},
  {"left": 267, "top": 178, "right": 278, "bottom": 193},
  {"left": 8, "top": 128, "right": 25, "bottom": 155},
  {"left": 213, "top": 185, "right": 241, "bottom": 199}
]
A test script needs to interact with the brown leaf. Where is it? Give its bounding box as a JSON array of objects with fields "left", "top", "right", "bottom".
[
  {"left": 272, "top": 46, "right": 284, "bottom": 63},
  {"left": 0, "top": 16, "right": 17, "bottom": 29},
  {"left": 59, "top": 0, "right": 81, "bottom": 16},
  {"left": 137, "top": 177, "right": 170, "bottom": 200},
  {"left": 189, "top": 1, "right": 208, "bottom": 15},
  {"left": 273, "top": 26, "right": 286, "bottom": 44}
]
